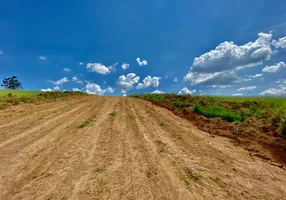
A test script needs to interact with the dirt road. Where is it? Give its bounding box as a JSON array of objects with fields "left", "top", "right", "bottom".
[{"left": 0, "top": 96, "right": 286, "bottom": 200}]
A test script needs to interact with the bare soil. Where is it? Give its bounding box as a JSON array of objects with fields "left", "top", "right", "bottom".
[{"left": 0, "top": 96, "right": 286, "bottom": 200}]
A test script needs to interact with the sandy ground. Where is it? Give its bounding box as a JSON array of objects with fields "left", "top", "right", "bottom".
[{"left": 0, "top": 96, "right": 286, "bottom": 200}]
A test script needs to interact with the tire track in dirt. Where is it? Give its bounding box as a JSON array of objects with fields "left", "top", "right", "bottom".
[{"left": 0, "top": 97, "right": 286, "bottom": 200}]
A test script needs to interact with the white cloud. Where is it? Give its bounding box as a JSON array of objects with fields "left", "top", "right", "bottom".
[
  {"left": 189, "top": 32, "right": 272, "bottom": 73},
  {"left": 208, "top": 85, "right": 231, "bottom": 88},
  {"left": 136, "top": 76, "right": 161, "bottom": 89},
  {"left": 78, "top": 62, "right": 84, "bottom": 66},
  {"left": 63, "top": 68, "right": 71, "bottom": 72},
  {"left": 184, "top": 32, "right": 273, "bottom": 86},
  {"left": 179, "top": 87, "right": 196, "bottom": 95},
  {"left": 38, "top": 56, "right": 47, "bottom": 60},
  {"left": 185, "top": 71, "right": 239, "bottom": 86},
  {"left": 262, "top": 61, "right": 286, "bottom": 73},
  {"left": 85, "top": 83, "right": 115, "bottom": 95},
  {"left": 86, "top": 63, "right": 116, "bottom": 75},
  {"left": 122, "top": 63, "right": 130, "bottom": 70},
  {"left": 0, "top": 49, "right": 3, "bottom": 55},
  {"left": 105, "top": 86, "right": 115, "bottom": 93},
  {"left": 72, "top": 76, "right": 83, "bottom": 84},
  {"left": 259, "top": 85, "right": 286, "bottom": 96},
  {"left": 48, "top": 77, "right": 69, "bottom": 85},
  {"left": 248, "top": 73, "right": 263, "bottom": 78},
  {"left": 237, "top": 86, "right": 257, "bottom": 91},
  {"left": 136, "top": 58, "right": 148, "bottom": 66},
  {"left": 232, "top": 93, "right": 244, "bottom": 96},
  {"left": 174, "top": 77, "right": 178, "bottom": 82},
  {"left": 73, "top": 88, "right": 82, "bottom": 92},
  {"left": 53, "top": 85, "right": 60, "bottom": 91},
  {"left": 151, "top": 90, "right": 164, "bottom": 94},
  {"left": 116, "top": 73, "right": 140, "bottom": 91},
  {"left": 41, "top": 88, "right": 52, "bottom": 92},
  {"left": 123, "top": 94, "right": 127, "bottom": 97},
  {"left": 272, "top": 36, "right": 286, "bottom": 49}
]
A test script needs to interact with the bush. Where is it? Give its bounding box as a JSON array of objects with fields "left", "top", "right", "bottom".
[{"left": 194, "top": 104, "right": 241, "bottom": 122}]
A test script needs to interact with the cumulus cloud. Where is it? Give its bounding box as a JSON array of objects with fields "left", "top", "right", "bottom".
[
  {"left": 48, "top": 77, "right": 69, "bottom": 85},
  {"left": 38, "top": 56, "right": 47, "bottom": 60},
  {"left": 151, "top": 90, "right": 164, "bottom": 94},
  {"left": 136, "top": 58, "right": 148, "bottom": 66},
  {"left": 262, "top": 61, "right": 286, "bottom": 73},
  {"left": 72, "top": 76, "right": 83, "bottom": 84},
  {"left": 86, "top": 63, "right": 116, "bottom": 75},
  {"left": 259, "top": 85, "right": 286, "bottom": 96},
  {"left": 248, "top": 73, "right": 263, "bottom": 78},
  {"left": 174, "top": 77, "right": 178, "bottom": 82},
  {"left": 85, "top": 83, "right": 115, "bottom": 95},
  {"left": 184, "top": 32, "right": 274, "bottom": 86},
  {"left": 122, "top": 63, "right": 130, "bottom": 70},
  {"left": 63, "top": 68, "right": 71, "bottom": 72},
  {"left": 237, "top": 86, "right": 257, "bottom": 91},
  {"left": 116, "top": 73, "right": 140, "bottom": 92},
  {"left": 41, "top": 88, "right": 52, "bottom": 92},
  {"left": 123, "top": 94, "right": 127, "bottom": 97},
  {"left": 178, "top": 87, "right": 196, "bottom": 95},
  {"left": 232, "top": 93, "right": 244, "bottom": 96},
  {"left": 78, "top": 62, "right": 84, "bottom": 65},
  {"left": 272, "top": 36, "right": 286, "bottom": 49},
  {"left": 0, "top": 49, "right": 3, "bottom": 55},
  {"left": 136, "top": 76, "right": 161, "bottom": 89},
  {"left": 73, "top": 88, "right": 82, "bottom": 92},
  {"left": 53, "top": 85, "right": 60, "bottom": 91},
  {"left": 189, "top": 32, "right": 272, "bottom": 73},
  {"left": 185, "top": 71, "right": 239, "bottom": 86}
]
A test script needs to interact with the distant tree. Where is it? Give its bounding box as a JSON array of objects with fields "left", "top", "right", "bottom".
[{"left": 1, "top": 76, "right": 23, "bottom": 90}]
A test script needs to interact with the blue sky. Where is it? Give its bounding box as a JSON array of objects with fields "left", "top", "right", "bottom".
[{"left": 0, "top": 0, "right": 286, "bottom": 96}]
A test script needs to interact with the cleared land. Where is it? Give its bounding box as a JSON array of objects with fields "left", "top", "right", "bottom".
[{"left": 0, "top": 96, "right": 286, "bottom": 199}]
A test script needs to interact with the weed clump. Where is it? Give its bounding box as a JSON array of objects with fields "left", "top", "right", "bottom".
[{"left": 77, "top": 121, "right": 90, "bottom": 128}]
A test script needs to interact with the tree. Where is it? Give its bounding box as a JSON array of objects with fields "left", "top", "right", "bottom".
[{"left": 1, "top": 76, "right": 23, "bottom": 90}]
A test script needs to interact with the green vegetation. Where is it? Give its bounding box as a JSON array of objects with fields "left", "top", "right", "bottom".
[
  {"left": 182, "top": 169, "right": 207, "bottom": 187},
  {"left": 0, "top": 90, "right": 87, "bottom": 109},
  {"left": 131, "top": 93, "right": 286, "bottom": 137},
  {"left": 159, "top": 122, "right": 165, "bottom": 126},
  {"left": 194, "top": 104, "right": 241, "bottom": 122},
  {"left": 94, "top": 168, "right": 105, "bottom": 173},
  {"left": 77, "top": 121, "right": 90, "bottom": 128},
  {"left": 110, "top": 111, "right": 117, "bottom": 116}
]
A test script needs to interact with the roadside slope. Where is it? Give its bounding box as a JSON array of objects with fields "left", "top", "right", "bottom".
[{"left": 0, "top": 96, "right": 285, "bottom": 200}]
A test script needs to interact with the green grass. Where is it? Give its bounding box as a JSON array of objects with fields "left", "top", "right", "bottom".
[
  {"left": 0, "top": 90, "right": 88, "bottom": 108},
  {"left": 194, "top": 104, "right": 241, "bottom": 122},
  {"left": 77, "top": 121, "right": 90, "bottom": 128},
  {"left": 0, "top": 90, "right": 40, "bottom": 97},
  {"left": 110, "top": 111, "right": 116, "bottom": 116},
  {"left": 159, "top": 122, "right": 165, "bottom": 126}
]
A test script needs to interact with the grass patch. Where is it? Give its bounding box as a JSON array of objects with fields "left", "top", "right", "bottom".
[
  {"left": 94, "top": 168, "right": 105, "bottom": 173},
  {"left": 110, "top": 111, "right": 116, "bottom": 116},
  {"left": 194, "top": 104, "right": 241, "bottom": 122},
  {"left": 173, "top": 100, "right": 189, "bottom": 108},
  {"left": 159, "top": 122, "right": 165, "bottom": 126},
  {"left": 183, "top": 168, "right": 208, "bottom": 187},
  {"left": 77, "top": 121, "right": 90, "bottom": 128}
]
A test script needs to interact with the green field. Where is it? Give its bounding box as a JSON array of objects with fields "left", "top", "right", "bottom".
[
  {"left": 0, "top": 90, "right": 87, "bottom": 109},
  {"left": 0, "top": 90, "right": 41, "bottom": 97}
]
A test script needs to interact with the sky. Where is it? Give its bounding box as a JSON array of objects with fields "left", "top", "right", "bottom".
[{"left": 0, "top": 0, "right": 286, "bottom": 96}]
